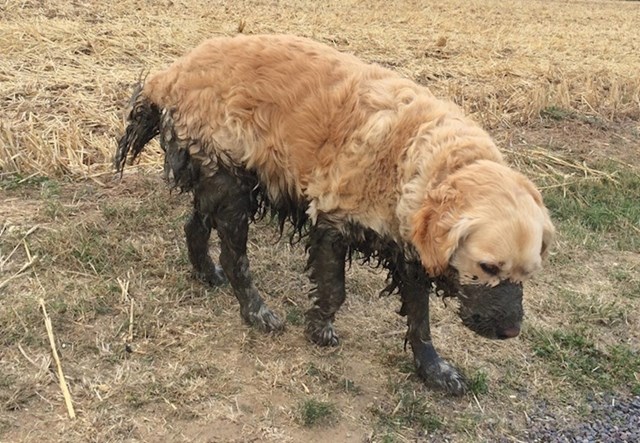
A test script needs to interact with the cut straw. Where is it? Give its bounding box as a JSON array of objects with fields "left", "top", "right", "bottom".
[{"left": 39, "top": 298, "right": 76, "bottom": 419}]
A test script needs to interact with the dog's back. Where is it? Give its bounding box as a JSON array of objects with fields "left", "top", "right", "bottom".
[{"left": 139, "top": 35, "right": 481, "bottom": 231}]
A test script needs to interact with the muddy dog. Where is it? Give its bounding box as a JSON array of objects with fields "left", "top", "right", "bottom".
[{"left": 115, "top": 35, "right": 554, "bottom": 395}]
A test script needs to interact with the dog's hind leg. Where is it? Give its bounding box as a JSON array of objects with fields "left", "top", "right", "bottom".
[
  {"left": 399, "top": 262, "right": 467, "bottom": 396},
  {"left": 304, "top": 217, "right": 348, "bottom": 347},
  {"left": 184, "top": 210, "right": 227, "bottom": 286},
  {"left": 196, "top": 172, "right": 284, "bottom": 333},
  {"left": 161, "top": 116, "right": 227, "bottom": 288}
]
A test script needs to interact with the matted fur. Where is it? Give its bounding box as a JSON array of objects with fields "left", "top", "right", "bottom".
[
  {"left": 132, "top": 34, "right": 553, "bottom": 286},
  {"left": 116, "top": 34, "right": 555, "bottom": 395}
]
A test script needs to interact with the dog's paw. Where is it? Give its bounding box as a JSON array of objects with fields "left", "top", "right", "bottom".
[
  {"left": 193, "top": 263, "right": 228, "bottom": 287},
  {"left": 417, "top": 357, "right": 467, "bottom": 396},
  {"left": 244, "top": 304, "right": 285, "bottom": 333},
  {"left": 305, "top": 321, "right": 339, "bottom": 347},
  {"left": 304, "top": 308, "right": 340, "bottom": 346}
]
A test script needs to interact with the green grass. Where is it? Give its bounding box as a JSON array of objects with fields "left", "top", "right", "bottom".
[
  {"left": 298, "top": 398, "right": 338, "bottom": 427},
  {"left": 556, "top": 288, "right": 628, "bottom": 327},
  {"left": 529, "top": 328, "right": 640, "bottom": 394},
  {"left": 371, "top": 381, "right": 443, "bottom": 433},
  {"left": 609, "top": 267, "right": 633, "bottom": 283},
  {"left": 540, "top": 106, "right": 574, "bottom": 121},
  {"left": 619, "top": 281, "right": 640, "bottom": 299},
  {"left": 378, "top": 434, "right": 396, "bottom": 443},
  {"left": 607, "top": 267, "right": 640, "bottom": 299},
  {"left": 540, "top": 107, "right": 608, "bottom": 129},
  {"left": 466, "top": 369, "right": 489, "bottom": 396},
  {"left": 0, "top": 173, "right": 52, "bottom": 190},
  {"left": 0, "top": 298, "right": 46, "bottom": 348},
  {"left": 542, "top": 166, "right": 640, "bottom": 252},
  {"left": 285, "top": 306, "right": 304, "bottom": 326}
]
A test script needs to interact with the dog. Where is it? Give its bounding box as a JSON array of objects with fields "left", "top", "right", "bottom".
[{"left": 115, "top": 34, "right": 555, "bottom": 395}]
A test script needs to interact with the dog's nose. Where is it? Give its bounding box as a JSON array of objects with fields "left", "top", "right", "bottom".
[{"left": 497, "top": 325, "right": 521, "bottom": 339}]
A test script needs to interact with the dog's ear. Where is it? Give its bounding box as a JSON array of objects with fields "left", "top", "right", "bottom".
[
  {"left": 411, "top": 184, "right": 467, "bottom": 275},
  {"left": 540, "top": 217, "right": 555, "bottom": 260},
  {"left": 518, "top": 176, "right": 556, "bottom": 259}
]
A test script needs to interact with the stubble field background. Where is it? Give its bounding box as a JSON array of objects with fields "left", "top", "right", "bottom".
[{"left": 1, "top": 0, "right": 639, "bottom": 441}]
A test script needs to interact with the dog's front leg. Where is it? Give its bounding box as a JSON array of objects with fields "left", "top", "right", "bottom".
[
  {"left": 304, "top": 217, "right": 348, "bottom": 347},
  {"left": 400, "top": 262, "right": 467, "bottom": 396}
]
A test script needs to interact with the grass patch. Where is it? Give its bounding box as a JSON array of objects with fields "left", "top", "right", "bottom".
[
  {"left": 540, "top": 106, "right": 608, "bottom": 129},
  {"left": 298, "top": 398, "right": 338, "bottom": 427},
  {"left": 607, "top": 266, "right": 640, "bottom": 299},
  {"left": 619, "top": 281, "right": 640, "bottom": 299},
  {"left": 0, "top": 300, "right": 46, "bottom": 348},
  {"left": 285, "top": 306, "right": 304, "bottom": 326},
  {"left": 377, "top": 434, "right": 396, "bottom": 443},
  {"left": 557, "top": 289, "right": 628, "bottom": 327},
  {"left": 0, "top": 174, "right": 52, "bottom": 191},
  {"left": 101, "top": 199, "right": 172, "bottom": 225},
  {"left": 609, "top": 267, "right": 633, "bottom": 283},
  {"left": 372, "top": 381, "right": 443, "bottom": 433},
  {"left": 383, "top": 353, "right": 416, "bottom": 375},
  {"left": 540, "top": 106, "right": 574, "bottom": 121},
  {"left": 69, "top": 227, "right": 115, "bottom": 274},
  {"left": 449, "top": 412, "right": 485, "bottom": 435},
  {"left": 542, "top": 165, "right": 640, "bottom": 252},
  {"left": 529, "top": 328, "right": 640, "bottom": 394},
  {"left": 466, "top": 369, "right": 489, "bottom": 396},
  {"left": 304, "top": 363, "right": 362, "bottom": 395},
  {"left": 0, "top": 382, "right": 37, "bottom": 412}
]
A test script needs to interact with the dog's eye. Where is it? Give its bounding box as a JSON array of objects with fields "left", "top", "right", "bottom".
[{"left": 479, "top": 263, "right": 500, "bottom": 276}]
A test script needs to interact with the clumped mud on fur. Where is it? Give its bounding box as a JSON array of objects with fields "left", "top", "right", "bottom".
[
  {"left": 115, "top": 34, "right": 555, "bottom": 396},
  {"left": 304, "top": 218, "right": 347, "bottom": 346},
  {"left": 432, "top": 268, "right": 524, "bottom": 340},
  {"left": 115, "top": 84, "right": 160, "bottom": 173},
  {"left": 190, "top": 169, "right": 285, "bottom": 332},
  {"left": 457, "top": 281, "right": 524, "bottom": 339}
]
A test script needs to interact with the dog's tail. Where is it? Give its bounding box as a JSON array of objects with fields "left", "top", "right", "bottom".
[{"left": 115, "top": 82, "right": 161, "bottom": 174}]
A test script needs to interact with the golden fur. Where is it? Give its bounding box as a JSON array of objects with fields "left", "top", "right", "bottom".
[{"left": 142, "top": 34, "right": 554, "bottom": 286}]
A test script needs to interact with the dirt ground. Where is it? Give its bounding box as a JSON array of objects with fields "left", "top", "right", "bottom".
[{"left": 1, "top": 0, "right": 639, "bottom": 442}]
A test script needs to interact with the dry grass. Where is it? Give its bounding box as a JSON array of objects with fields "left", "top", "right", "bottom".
[
  {"left": 2, "top": 0, "right": 640, "bottom": 177},
  {"left": 1, "top": 0, "right": 640, "bottom": 442}
]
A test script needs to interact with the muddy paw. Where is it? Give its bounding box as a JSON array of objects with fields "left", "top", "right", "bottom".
[
  {"left": 417, "top": 357, "right": 467, "bottom": 396},
  {"left": 244, "top": 304, "right": 285, "bottom": 333},
  {"left": 193, "top": 263, "right": 227, "bottom": 287},
  {"left": 305, "top": 321, "right": 339, "bottom": 347}
]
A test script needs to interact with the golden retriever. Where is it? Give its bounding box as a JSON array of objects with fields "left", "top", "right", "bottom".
[{"left": 116, "top": 34, "right": 554, "bottom": 395}]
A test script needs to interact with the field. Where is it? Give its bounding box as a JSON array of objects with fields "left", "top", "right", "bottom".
[{"left": 1, "top": 0, "right": 639, "bottom": 441}]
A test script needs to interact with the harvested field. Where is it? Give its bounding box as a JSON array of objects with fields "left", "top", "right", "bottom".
[{"left": 1, "top": 0, "right": 639, "bottom": 442}]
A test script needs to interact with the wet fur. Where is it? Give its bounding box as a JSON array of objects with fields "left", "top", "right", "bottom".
[{"left": 116, "top": 35, "right": 554, "bottom": 396}]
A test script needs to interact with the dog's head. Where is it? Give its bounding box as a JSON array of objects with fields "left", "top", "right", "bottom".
[{"left": 411, "top": 160, "right": 555, "bottom": 339}]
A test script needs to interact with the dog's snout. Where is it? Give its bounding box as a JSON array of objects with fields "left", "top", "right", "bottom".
[{"left": 497, "top": 325, "right": 521, "bottom": 340}]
